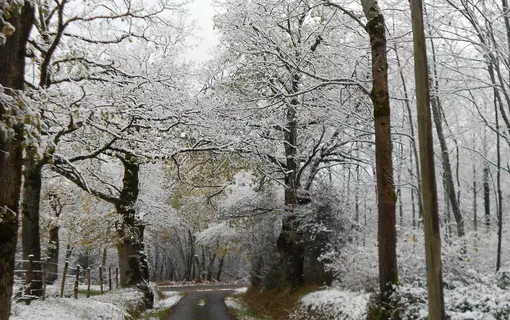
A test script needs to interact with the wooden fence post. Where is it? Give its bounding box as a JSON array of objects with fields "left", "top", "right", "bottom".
[
  {"left": 108, "top": 267, "right": 112, "bottom": 291},
  {"left": 87, "top": 268, "right": 91, "bottom": 298},
  {"left": 73, "top": 265, "right": 80, "bottom": 299},
  {"left": 60, "top": 261, "right": 69, "bottom": 298},
  {"left": 115, "top": 267, "right": 119, "bottom": 289},
  {"left": 25, "top": 255, "right": 34, "bottom": 296},
  {"left": 99, "top": 266, "right": 104, "bottom": 294},
  {"left": 42, "top": 258, "right": 48, "bottom": 301}
]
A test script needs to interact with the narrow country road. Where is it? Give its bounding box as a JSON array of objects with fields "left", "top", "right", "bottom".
[{"left": 160, "top": 284, "right": 247, "bottom": 320}]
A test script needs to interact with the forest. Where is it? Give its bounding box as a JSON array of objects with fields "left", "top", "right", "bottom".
[{"left": 0, "top": 0, "right": 509, "bottom": 319}]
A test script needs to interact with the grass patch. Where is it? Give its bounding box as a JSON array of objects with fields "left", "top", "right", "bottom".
[
  {"left": 78, "top": 289, "right": 102, "bottom": 296},
  {"left": 226, "top": 294, "right": 265, "bottom": 320},
  {"left": 142, "top": 308, "right": 173, "bottom": 320},
  {"left": 230, "top": 305, "right": 262, "bottom": 319},
  {"left": 242, "top": 284, "right": 319, "bottom": 320}
]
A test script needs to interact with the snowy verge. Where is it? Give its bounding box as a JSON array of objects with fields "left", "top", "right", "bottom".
[
  {"left": 141, "top": 290, "right": 183, "bottom": 320},
  {"left": 233, "top": 287, "right": 248, "bottom": 294},
  {"left": 10, "top": 288, "right": 144, "bottom": 320},
  {"left": 153, "top": 290, "right": 182, "bottom": 309},
  {"left": 225, "top": 295, "right": 261, "bottom": 320},
  {"left": 289, "top": 289, "right": 370, "bottom": 320}
]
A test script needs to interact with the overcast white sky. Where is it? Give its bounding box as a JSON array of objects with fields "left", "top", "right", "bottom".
[{"left": 185, "top": 0, "right": 219, "bottom": 62}]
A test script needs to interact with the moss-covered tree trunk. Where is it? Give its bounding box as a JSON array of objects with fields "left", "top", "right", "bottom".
[
  {"left": 0, "top": 2, "right": 34, "bottom": 318},
  {"left": 361, "top": 0, "right": 398, "bottom": 299}
]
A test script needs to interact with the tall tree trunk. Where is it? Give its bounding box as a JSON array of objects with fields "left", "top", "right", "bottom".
[
  {"left": 397, "top": 140, "right": 404, "bottom": 227},
  {"left": 102, "top": 248, "right": 108, "bottom": 267},
  {"left": 216, "top": 250, "right": 226, "bottom": 282},
  {"left": 207, "top": 251, "right": 217, "bottom": 282},
  {"left": 0, "top": 2, "right": 34, "bottom": 318},
  {"left": 394, "top": 42, "right": 424, "bottom": 221},
  {"left": 115, "top": 157, "right": 152, "bottom": 307},
  {"left": 427, "top": 26, "right": 465, "bottom": 238},
  {"left": 484, "top": 166, "right": 491, "bottom": 232},
  {"left": 46, "top": 193, "right": 63, "bottom": 284},
  {"left": 495, "top": 86, "right": 504, "bottom": 272},
  {"left": 409, "top": 141, "right": 418, "bottom": 229},
  {"left": 46, "top": 225, "right": 59, "bottom": 284},
  {"left": 65, "top": 244, "right": 73, "bottom": 260},
  {"left": 21, "top": 150, "right": 43, "bottom": 296},
  {"left": 355, "top": 165, "right": 360, "bottom": 224},
  {"left": 361, "top": 0, "right": 398, "bottom": 299},
  {"left": 445, "top": 179, "right": 452, "bottom": 244},
  {"left": 201, "top": 247, "right": 206, "bottom": 281},
  {"left": 472, "top": 154, "right": 477, "bottom": 232},
  {"left": 186, "top": 230, "right": 195, "bottom": 282},
  {"left": 276, "top": 76, "right": 304, "bottom": 290},
  {"left": 83, "top": 248, "right": 90, "bottom": 270},
  {"left": 410, "top": 0, "right": 446, "bottom": 318}
]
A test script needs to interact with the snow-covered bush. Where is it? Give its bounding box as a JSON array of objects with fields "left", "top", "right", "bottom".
[
  {"left": 297, "top": 188, "right": 356, "bottom": 286},
  {"left": 394, "top": 271, "right": 510, "bottom": 320},
  {"left": 289, "top": 289, "right": 370, "bottom": 320}
]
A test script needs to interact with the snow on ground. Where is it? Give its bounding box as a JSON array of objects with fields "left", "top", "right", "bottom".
[
  {"left": 153, "top": 290, "right": 182, "bottom": 309},
  {"left": 141, "top": 290, "right": 183, "bottom": 320},
  {"left": 225, "top": 296, "right": 243, "bottom": 309},
  {"left": 399, "top": 271, "right": 510, "bottom": 319},
  {"left": 224, "top": 295, "right": 259, "bottom": 320},
  {"left": 10, "top": 288, "right": 144, "bottom": 320},
  {"left": 288, "top": 271, "right": 510, "bottom": 320},
  {"left": 290, "top": 289, "right": 370, "bottom": 320},
  {"left": 233, "top": 287, "right": 248, "bottom": 294}
]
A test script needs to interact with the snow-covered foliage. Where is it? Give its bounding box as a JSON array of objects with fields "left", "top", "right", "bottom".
[
  {"left": 395, "top": 271, "right": 510, "bottom": 319},
  {"left": 289, "top": 289, "right": 370, "bottom": 320},
  {"left": 196, "top": 222, "right": 238, "bottom": 247},
  {"left": 0, "top": 0, "right": 23, "bottom": 45},
  {"left": 288, "top": 270, "right": 510, "bottom": 320}
]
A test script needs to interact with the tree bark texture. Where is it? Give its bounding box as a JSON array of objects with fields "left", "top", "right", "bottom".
[
  {"left": 277, "top": 85, "right": 305, "bottom": 290},
  {"left": 46, "top": 226, "right": 59, "bottom": 284},
  {"left": 115, "top": 157, "right": 153, "bottom": 307},
  {"left": 361, "top": 0, "right": 398, "bottom": 298},
  {"left": 21, "top": 150, "right": 43, "bottom": 296},
  {"left": 428, "top": 39, "right": 465, "bottom": 238},
  {"left": 216, "top": 252, "right": 225, "bottom": 282},
  {"left": 495, "top": 85, "right": 503, "bottom": 272},
  {"left": 483, "top": 167, "right": 490, "bottom": 232},
  {"left": 473, "top": 161, "right": 477, "bottom": 231},
  {"left": 0, "top": 2, "right": 34, "bottom": 318},
  {"left": 410, "top": 0, "right": 446, "bottom": 318},
  {"left": 207, "top": 251, "right": 217, "bottom": 281},
  {"left": 394, "top": 42, "right": 424, "bottom": 221}
]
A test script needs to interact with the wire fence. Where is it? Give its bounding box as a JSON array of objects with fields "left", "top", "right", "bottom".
[{"left": 14, "top": 255, "right": 119, "bottom": 301}]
